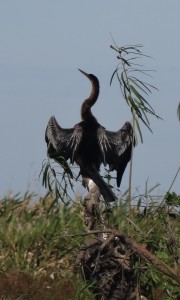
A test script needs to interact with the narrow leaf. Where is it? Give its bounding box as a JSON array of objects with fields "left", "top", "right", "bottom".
[
  {"left": 135, "top": 117, "right": 143, "bottom": 143},
  {"left": 110, "top": 68, "right": 118, "bottom": 85},
  {"left": 42, "top": 163, "right": 50, "bottom": 187},
  {"left": 129, "top": 77, "right": 149, "bottom": 95}
]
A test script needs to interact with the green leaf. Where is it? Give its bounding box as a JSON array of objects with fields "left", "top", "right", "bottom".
[
  {"left": 129, "top": 84, "right": 149, "bottom": 107},
  {"left": 165, "top": 192, "right": 180, "bottom": 206},
  {"left": 110, "top": 68, "right": 118, "bottom": 86},
  {"left": 140, "top": 107, "right": 151, "bottom": 125},
  {"left": 130, "top": 76, "right": 153, "bottom": 93},
  {"left": 42, "top": 163, "right": 50, "bottom": 188},
  {"left": 47, "top": 172, "right": 53, "bottom": 192},
  {"left": 121, "top": 72, "right": 130, "bottom": 93},
  {"left": 135, "top": 117, "right": 143, "bottom": 143},
  {"left": 121, "top": 57, "right": 131, "bottom": 66},
  {"left": 129, "top": 77, "right": 149, "bottom": 95}
]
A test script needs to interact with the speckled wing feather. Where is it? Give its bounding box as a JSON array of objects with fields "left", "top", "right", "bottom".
[
  {"left": 97, "top": 122, "right": 134, "bottom": 187},
  {"left": 45, "top": 116, "right": 83, "bottom": 176}
]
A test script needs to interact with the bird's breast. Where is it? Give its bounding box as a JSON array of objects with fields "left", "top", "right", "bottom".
[{"left": 75, "top": 131, "right": 101, "bottom": 169}]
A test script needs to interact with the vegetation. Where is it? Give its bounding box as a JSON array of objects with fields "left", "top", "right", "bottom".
[
  {"left": 0, "top": 189, "right": 179, "bottom": 299},
  {"left": 0, "top": 43, "right": 179, "bottom": 299},
  {"left": 110, "top": 42, "right": 160, "bottom": 142},
  {"left": 0, "top": 193, "right": 94, "bottom": 299}
]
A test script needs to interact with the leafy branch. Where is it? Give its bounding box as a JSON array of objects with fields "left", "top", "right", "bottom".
[
  {"left": 40, "top": 158, "right": 78, "bottom": 207},
  {"left": 110, "top": 43, "right": 161, "bottom": 142},
  {"left": 110, "top": 42, "right": 162, "bottom": 217}
]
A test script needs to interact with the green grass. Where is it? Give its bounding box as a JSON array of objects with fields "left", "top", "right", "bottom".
[
  {"left": 0, "top": 191, "right": 179, "bottom": 299},
  {"left": 0, "top": 193, "right": 95, "bottom": 299}
]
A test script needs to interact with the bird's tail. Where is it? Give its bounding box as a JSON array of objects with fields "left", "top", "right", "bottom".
[{"left": 82, "top": 169, "right": 117, "bottom": 203}]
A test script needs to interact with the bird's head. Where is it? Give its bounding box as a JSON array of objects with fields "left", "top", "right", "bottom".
[{"left": 78, "top": 69, "right": 99, "bottom": 86}]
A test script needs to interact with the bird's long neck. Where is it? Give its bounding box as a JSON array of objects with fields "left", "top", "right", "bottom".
[{"left": 81, "top": 76, "right": 99, "bottom": 120}]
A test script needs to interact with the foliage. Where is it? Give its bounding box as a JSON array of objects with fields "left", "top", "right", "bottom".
[
  {"left": 0, "top": 193, "right": 83, "bottom": 272},
  {"left": 110, "top": 42, "right": 161, "bottom": 142},
  {"left": 165, "top": 191, "right": 180, "bottom": 206},
  {"left": 40, "top": 159, "right": 77, "bottom": 206},
  {"left": 0, "top": 193, "right": 95, "bottom": 299},
  {"left": 109, "top": 42, "right": 164, "bottom": 217},
  {"left": 0, "top": 187, "right": 179, "bottom": 299}
]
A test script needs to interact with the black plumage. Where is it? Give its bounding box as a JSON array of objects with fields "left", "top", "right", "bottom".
[{"left": 45, "top": 69, "right": 135, "bottom": 202}]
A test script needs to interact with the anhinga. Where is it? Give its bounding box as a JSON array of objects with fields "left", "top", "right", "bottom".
[{"left": 45, "top": 69, "right": 135, "bottom": 203}]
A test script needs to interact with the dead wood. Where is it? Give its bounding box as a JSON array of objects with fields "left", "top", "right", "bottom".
[{"left": 76, "top": 177, "right": 141, "bottom": 299}]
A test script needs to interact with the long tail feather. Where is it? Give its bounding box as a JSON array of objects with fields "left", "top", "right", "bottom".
[{"left": 82, "top": 169, "right": 116, "bottom": 203}]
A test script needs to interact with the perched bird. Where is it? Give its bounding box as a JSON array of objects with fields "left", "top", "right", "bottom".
[{"left": 45, "top": 69, "right": 135, "bottom": 202}]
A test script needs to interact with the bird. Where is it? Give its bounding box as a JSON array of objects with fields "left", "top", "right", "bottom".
[{"left": 45, "top": 69, "right": 135, "bottom": 203}]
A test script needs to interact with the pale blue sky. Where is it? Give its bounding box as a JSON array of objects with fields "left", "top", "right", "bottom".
[{"left": 0, "top": 1, "right": 179, "bottom": 198}]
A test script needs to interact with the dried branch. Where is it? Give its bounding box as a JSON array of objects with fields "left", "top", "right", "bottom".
[{"left": 73, "top": 229, "right": 180, "bottom": 285}]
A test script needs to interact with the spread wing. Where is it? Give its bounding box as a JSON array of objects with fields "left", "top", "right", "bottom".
[
  {"left": 45, "top": 116, "right": 83, "bottom": 176},
  {"left": 97, "top": 121, "right": 135, "bottom": 187}
]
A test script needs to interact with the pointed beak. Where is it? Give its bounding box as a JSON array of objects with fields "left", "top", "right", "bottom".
[{"left": 78, "top": 69, "right": 89, "bottom": 78}]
